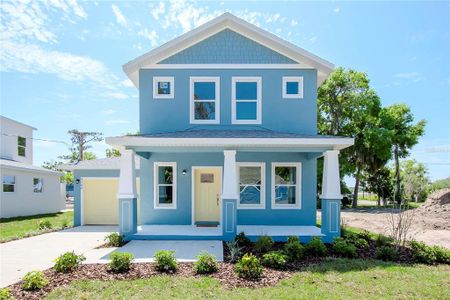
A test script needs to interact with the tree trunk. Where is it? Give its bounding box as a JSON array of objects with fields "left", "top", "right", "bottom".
[
  {"left": 352, "top": 165, "right": 361, "bottom": 208},
  {"left": 394, "top": 145, "right": 401, "bottom": 205}
]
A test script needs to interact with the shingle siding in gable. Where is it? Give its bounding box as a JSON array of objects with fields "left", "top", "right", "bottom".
[{"left": 159, "top": 29, "right": 296, "bottom": 64}]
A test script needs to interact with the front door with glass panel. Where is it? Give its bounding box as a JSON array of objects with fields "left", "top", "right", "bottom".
[{"left": 194, "top": 167, "right": 221, "bottom": 226}]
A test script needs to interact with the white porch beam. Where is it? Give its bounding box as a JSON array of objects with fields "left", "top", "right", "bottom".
[
  {"left": 320, "top": 150, "right": 342, "bottom": 199},
  {"left": 222, "top": 150, "right": 238, "bottom": 199},
  {"left": 118, "top": 149, "right": 137, "bottom": 198}
]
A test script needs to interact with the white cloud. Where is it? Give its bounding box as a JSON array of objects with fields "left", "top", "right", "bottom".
[
  {"left": 395, "top": 72, "right": 422, "bottom": 82},
  {"left": 106, "top": 92, "right": 129, "bottom": 100},
  {"left": 121, "top": 79, "right": 134, "bottom": 88},
  {"left": 105, "top": 119, "right": 130, "bottom": 125},
  {"left": 291, "top": 20, "right": 298, "bottom": 27},
  {"left": 150, "top": 1, "right": 165, "bottom": 20},
  {"left": 309, "top": 36, "right": 318, "bottom": 43},
  {"left": 112, "top": 4, "right": 128, "bottom": 27},
  {"left": 333, "top": 7, "right": 340, "bottom": 13},
  {"left": 138, "top": 28, "right": 159, "bottom": 47},
  {"left": 102, "top": 109, "right": 116, "bottom": 115}
]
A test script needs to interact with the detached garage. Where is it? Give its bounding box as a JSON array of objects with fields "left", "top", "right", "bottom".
[{"left": 62, "top": 158, "right": 140, "bottom": 226}]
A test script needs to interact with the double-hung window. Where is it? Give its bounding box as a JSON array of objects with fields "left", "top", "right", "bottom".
[
  {"left": 154, "top": 162, "right": 177, "bottom": 209},
  {"left": 232, "top": 77, "right": 262, "bottom": 124},
  {"left": 190, "top": 77, "right": 220, "bottom": 124},
  {"left": 237, "top": 163, "right": 265, "bottom": 209},
  {"left": 282, "top": 76, "right": 303, "bottom": 99},
  {"left": 3, "top": 175, "right": 15, "bottom": 193},
  {"left": 33, "top": 178, "right": 43, "bottom": 193},
  {"left": 18, "top": 136, "right": 26, "bottom": 157},
  {"left": 271, "top": 163, "right": 301, "bottom": 209}
]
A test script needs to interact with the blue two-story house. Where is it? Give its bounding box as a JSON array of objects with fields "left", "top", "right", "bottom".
[{"left": 72, "top": 13, "right": 353, "bottom": 243}]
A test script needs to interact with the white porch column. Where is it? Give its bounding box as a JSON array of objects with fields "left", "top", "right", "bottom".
[
  {"left": 320, "top": 150, "right": 342, "bottom": 243},
  {"left": 118, "top": 149, "right": 137, "bottom": 239},
  {"left": 222, "top": 150, "right": 238, "bottom": 240}
]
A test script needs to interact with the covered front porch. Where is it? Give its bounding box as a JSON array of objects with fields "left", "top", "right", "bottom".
[{"left": 106, "top": 130, "right": 353, "bottom": 242}]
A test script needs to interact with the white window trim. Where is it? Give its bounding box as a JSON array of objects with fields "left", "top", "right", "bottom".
[
  {"left": 271, "top": 162, "right": 302, "bottom": 209},
  {"left": 2, "top": 175, "right": 16, "bottom": 193},
  {"left": 190, "top": 76, "right": 220, "bottom": 124},
  {"left": 18, "top": 136, "right": 26, "bottom": 157},
  {"left": 153, "top": 162, "right": 177, "bottom": 209},
  {"left": 232, "top": 77, "right": 262, "bottom": 124},
  {"left": 282, "top": 76, "right": 304, "bottom": 99},
  {"left": 33, "top": 178, "right": 44, "bottom": 193},
  {"left": 236, "top": 162, "right": 265, "bottom": 209},
  {"left": 153, "top": 76, "right": 174, "bottom": 99}
]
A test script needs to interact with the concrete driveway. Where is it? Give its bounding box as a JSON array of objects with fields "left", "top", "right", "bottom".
[{"left": 0, "top": 226, "right": 115, "bottom": 287}]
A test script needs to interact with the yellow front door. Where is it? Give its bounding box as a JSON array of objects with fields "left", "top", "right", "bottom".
[{"left": 194, "top": 168, "right": 221, "bottom": 224}]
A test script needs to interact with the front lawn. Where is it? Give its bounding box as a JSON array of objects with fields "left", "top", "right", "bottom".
[
  {"left": 45, "top": 259, "right": 450, "bottom": 299},
  {"left": 0, "top": 211, "right": 73, "bottom": 243}
]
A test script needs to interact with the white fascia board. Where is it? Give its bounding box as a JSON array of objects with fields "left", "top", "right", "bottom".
[
  {"left": 122, "top": 13, "right": 334, "bottom": 88},
  {"left": 0, "top": 164, "right": 62, "bottom": 176},
  {"left": 106, "top": 136, "right": 354, "bottom": 151}
]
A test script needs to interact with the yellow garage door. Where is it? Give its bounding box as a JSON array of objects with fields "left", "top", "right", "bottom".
[{"left": 83, "top": 178, "right": 140, "bottom": 225}]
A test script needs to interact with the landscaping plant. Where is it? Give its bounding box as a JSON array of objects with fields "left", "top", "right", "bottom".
[
  {"left": 21, "top": 271, "right": 49, "bottom": 291},
  {"left": 375, "top": 246, "right": 399, "bottom": 261},
  {"left": 109, "top": 252, "right": 134, "bottom": 272},
  {"left": 409, "top": 240, "right": 437, "bottom": 264},
  {"left": 53, "top": 251, "right": 85, "bottom": 273},
  {"left": 154, "top": 250, "right": 178, "bottom": 272},
  {"left": 254, "top": 235, "right": 273, "bottom": 254},
  {"left": 262, "top": 251, "right": 287, "bottom": 270},
  {"left": 235, "top": 232, "right": 252, "bottom": 248},
  {"left": 226, "top": 240, "right": 242, "bottom": 263},
  {"left": 104, "top": 232, "right": 124, "bottom": 247},
  {"left": 304, "top": 237, "right": 327, "bottom": 257},
  {"left": 235, "top": 253, "right": 263, "bottom": 280},
  {"left": 431, "top": 246, "right": 450, "bottom": 264},
  {"left": 0, "top": 288, "right": 12, "bottom": 300},
  {"left": 353, "top": 238, "right": 369, "bottom": 249},
  {"left": 61, "top": 220, "right": 69, "bottom": 228},
  {"left": 333, "top": 238, "right": 357, "bottom": 258},
  {"left": 283, "top": 236, "right": 304, "bottom": 261},
  {"left": 375, "top": 234, "right": 394, "bottom": 247},
  {"left": 38, "top": 220, "right": 52, "bottom": 230},
  {"left": 193, "top": 251, "right": 218, "bottom": 274}
]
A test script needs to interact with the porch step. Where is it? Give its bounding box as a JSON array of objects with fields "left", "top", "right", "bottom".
[{"left": 195, "top": 221, "right": 220, "bottom": 227}]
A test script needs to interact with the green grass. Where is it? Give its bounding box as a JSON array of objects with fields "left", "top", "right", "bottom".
[
  {"left": 0, "top": 211, "right": 73, "bottom": 243},
  {"left": 347, "top": 202, "right": 423, "bottom": 210},
  {"left": 46, "top": 259, "right": 450, "bottom": 300}
]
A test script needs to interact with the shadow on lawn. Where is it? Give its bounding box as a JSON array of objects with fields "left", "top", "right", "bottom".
[
  {"left": 306, "top": 257, "right": 403, "bottom": 274},
  {"left": 0, "top": 212, "right": 68, "bottom": 223}
]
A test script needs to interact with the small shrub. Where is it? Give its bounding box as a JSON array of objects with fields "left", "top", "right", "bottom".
[
  {"left": 235, "top": 253, "right": 263, "bottom": 280},
  {"left": 194, "top": 252, "right": 218, "bottom": 274},
  {"left": 287, "top": 236, "right": 299, "bottom": 243},
  {"left": 61, "top": 220, "right": 69, "bottom": 228},
  {"left": 104, "top": 232, "right": 123, "bottom": 247},
  {"left": 21, "top": 271, "right": 49, "bottom": 291},
  {"left": 154, "top": 250, "right": 178, "bottom": 272},
  {"left": 235, "top": 232, "right": 252, "bottom": 248},
  {"left": 432, "top": 246, "right": 450, "bottom": 264},
  {"left": 333, "top": 238, "right": 357, "bottom": 258},
  {"left": 53, "top": 251, "right": 85, "bottom": 273},
  {"left": 284, "top": 239, "right": 304, "bottom": 261},
  {"left": 354, "top": 238, "right": 369, "bottom": 249},
  {"left": 409, "top": 240, "right": 436, "bottom": 264},
  {"left": 356, "top": 230, "right": 372, "bottom": 242},
  {"left": 226, "top": 240, "right": 242, "bottom": 263},
  {"left": 375, "top": 234, "right": 394, "bottom": 247},
  {"left": 0, "top": 288, "right": 12, "bottom": 300},
  {"left": 304, "top": 237, "right": 327, "bottom": 257},
  {"left": 254, "top": 235, "right": 273, "bottom": 254},
  {"left": 38, "top": 220, "right": 52, "bottom": 230},
  {"left": 375, "top": 246, "right": 399, "bottom": 261},
  {"left": 109, "top": 252, "right": 134, "bottom": 272},
  {"left": 261, "top": 251, "right": 287, "bottom": 270}
]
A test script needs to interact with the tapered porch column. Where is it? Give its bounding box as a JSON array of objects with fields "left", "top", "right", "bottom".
[
  {"left": 222, "top": 150, "right": 238, "bottom": 241},
  {"left": 320, "top": 150, "right": 342, "bottom": 243},
  {"left": 118, "top": 149, "right": 137, "bottom": 240}
]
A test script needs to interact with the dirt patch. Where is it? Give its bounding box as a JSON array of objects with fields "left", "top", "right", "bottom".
[{"left": 341, "top": 189, "right": 450, "bottom": 249}]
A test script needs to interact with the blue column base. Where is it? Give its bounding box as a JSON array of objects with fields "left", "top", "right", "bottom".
[
  {"left": 222, "top": 198, "right": 237, "bottom": 241},
  {"left": 119, "top": 197, "right": 137, "bottom": 240},
  {"left": 321, "top": 199, "right": 341, "bottom": 243}
]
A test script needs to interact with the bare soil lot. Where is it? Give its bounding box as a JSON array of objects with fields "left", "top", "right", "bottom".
[{"left": 341, "top": 189, "right": 450, "bottom": 249}]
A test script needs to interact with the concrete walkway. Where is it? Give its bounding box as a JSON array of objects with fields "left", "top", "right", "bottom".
[{"left": 0, "top": 226, "right": 115, "bottom": 287}]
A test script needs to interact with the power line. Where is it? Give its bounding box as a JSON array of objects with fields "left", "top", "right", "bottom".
[{"left": 1, "top": 133, "right": 70, "bottom": 146}]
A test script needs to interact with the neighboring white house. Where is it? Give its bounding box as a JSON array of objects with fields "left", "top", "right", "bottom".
[{"left": 0, "top": 116, "right": 65, "bottom": 218}]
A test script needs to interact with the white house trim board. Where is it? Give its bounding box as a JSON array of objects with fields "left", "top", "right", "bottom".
[
  {"left": 271, "top": 162, "right": 302, "bottom": 210},
  {"left": 236, "top": 162, "right": 265, "bottom": 209},
  {"left": 190, "top": 166, "right": 223, "bottom": 226},
  {"left": 231, "top": 77, "right": 262, "bottom": 125},
  {"left": 122, "top": 13, "right": 334, "bottom": 88},
  {"left": 118, "top": 149, "right": 137, "bottom": 199},
  {"left": 189, "top": 77, "right": 220, "bottom": 125},
  {"left": 153, "top": 162, "right": 177, "bottom": 209},
  {"left": 144, "top": 64, "right": 308, "bottom": 69},
  {"left": 320, "top": 150, "right": 342, "bottom": 199},
  {"left": 222, "top": 150, "right": 238, "bottom": 199}
]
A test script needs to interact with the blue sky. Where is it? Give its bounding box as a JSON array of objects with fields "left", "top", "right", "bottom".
[{"left": 1, "top": 0, "right": 449, "bottom": 181}]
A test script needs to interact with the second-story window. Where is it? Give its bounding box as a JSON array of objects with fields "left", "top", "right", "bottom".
[
  {"left": 232, "top": 77, "right": 262, "bottom": 124},
  {"left": 282, "top": 76, "right": 303, "bottom": 99},
  {"left": 153, "top": 76, "right": 174, "bottom": 99},
  {"left": 190, "top": 77, "right": 220, "bottom": 124},
  {"left": 17, "top": 136, "right": 26, "bottom": 157}
]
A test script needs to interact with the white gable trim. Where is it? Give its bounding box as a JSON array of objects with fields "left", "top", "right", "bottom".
[{"left": 123, "top": 13, "right": 333, "bottom": 88}]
